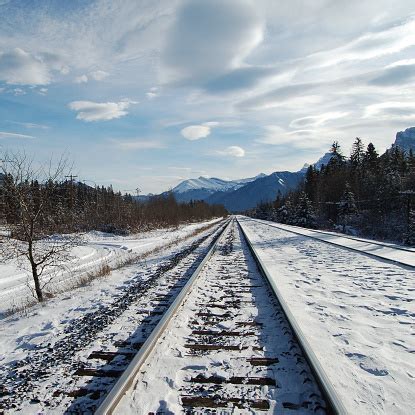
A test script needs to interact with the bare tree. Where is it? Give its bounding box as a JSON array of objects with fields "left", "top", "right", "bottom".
[{"left": 0, "top": 151, "right": 81, "bottom": 302}]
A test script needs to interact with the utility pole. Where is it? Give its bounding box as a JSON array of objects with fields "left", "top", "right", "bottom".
[
  {"left": 0, "top": 158, "right": 5, "bottom": 224},
  {"left": 65, "top": 174, "right": 78, "bottom": 225}
]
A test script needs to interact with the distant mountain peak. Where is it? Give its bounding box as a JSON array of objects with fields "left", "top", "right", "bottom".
[
  {"left": 300, "top": 163, "right": 310, "bottom": 172},
  {"left": 171, "top": 174, "right": 264, "bottom": 195},
  {"left": 312, "top": 152, "right": 334, "bottom": 170},
  {"left": 395, "top": 127, "right": 415, "bottom": 152}
]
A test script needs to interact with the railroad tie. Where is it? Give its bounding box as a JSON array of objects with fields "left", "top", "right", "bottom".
[
  {"left": 181, "top": 396, "right": 270, "bottom": 410},
  {"left": 73, "top": 368, "right": 124, "bottom": 378},
  {"left": 87, "top": 351, "right": 135, "bottom": 362},
  {"left": 189, "top": 375, "right": 276, "bottom": 386}
]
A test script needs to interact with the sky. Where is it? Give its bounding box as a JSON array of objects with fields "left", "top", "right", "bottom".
[{"left": 0, "top": 0, "right": 415, "bottom": 193}]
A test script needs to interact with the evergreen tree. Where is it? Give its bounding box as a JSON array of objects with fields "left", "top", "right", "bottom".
[
  {"left": 404, "top": 209, "right": 415, "bottom": 246},
  {"left": 295, "top": 192, "right": 316, "bottom": 228},
  {"left": 363, "top": 142, "right": 379, "bottom": 170},
  {"left": 304, "top": 165, "right": 318, "bottom": 202},
  {"left": 338, "top": 183, "right": 357, "bottom": 232},
  {"left": 350, "top": 137, "right": 365, "bottom": 169},
  {"left": 329, "top": 141, "right": 345, "bottom": 163}
]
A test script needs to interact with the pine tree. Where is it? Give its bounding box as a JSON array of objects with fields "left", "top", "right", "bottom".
[
  {"left": 329, "top": 141, "right": 345, "bottom": 163},
  {"left": 350, "top": 137, "right": 365, "bottom": 169},
  {"left": 404, "top": 209, "right": 415, "bottom": 246},
  {"left": 338, "top": 183, "right": 357, "bottom": 232},
  {"left": 295, "top": 192, "right": 316, "bottom": 228},
  {"left": 304, "top": 165, "right": 318, "bottom": 202},
  {"left": 363, "top": 142, "right": 379, "bottom": 170}
]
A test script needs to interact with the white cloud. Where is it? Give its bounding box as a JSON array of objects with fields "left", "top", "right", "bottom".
[
  {"left": 310, "top": 18, "right": 415, "bottom": 69},
  {"left": 181, "top": 125, "right": 211, "bottom": 140},
  {"left": 180, "top": 121, "right": 221, "bottom": 140},
  {"left": 0, "top": 131, "right": 35, "bottom": 139},
  {"left": 0, "top": 48, "right": 50, "bottom": 85},
  {"left": 289, "top": 112, "right": 349, "bottom": 129},
  {"left": 9, "top": 121, "right": 48, "bottom": 129},
  {"left": 68, "top": 99, "right": 137, "bottom": 122},
  {"left": 162, "top": 0, "right": 263, "bottom": 85},
  {"left": 110, "top": 139, "right": 165, "bottom": 150},
  {"left": 363, "top": 101, "right": 415, "bottom": 120},
  {"left": 217, "top": 145, "right": 245, "bottom": 157},
  {"left": 256, "top": 125, "right": 336, "bottom": 152},
  {"left": 89, "top": 70, "right": 109, "bottom": 81},
  {"left": 146, "top": 86, "right": 159, "bottom": 99},
  {"left": 74, "top": 70, "right": 109, "bottom": 84},
  {"left": 74, "top": 74, "right": 88, "bottom": 83},
  {"left": 203, "top": 121, "right": 220, "bottom": 127},
  {"left": 12, "top": 88, "right": 26, "bottom": 96}
]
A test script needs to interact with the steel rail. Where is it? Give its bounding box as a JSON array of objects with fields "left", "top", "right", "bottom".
[
  {"left": 248, "top": 217, "right": 415, "bottom": 269},
  {"left": 95, "top": 219, "right": 231, "bottom": 415},
  {"left": 252, "top": 217, "right": 415, "bottom": 253},
  {"left": 237, "top": 218, "right": 348, "bottom": 415}
]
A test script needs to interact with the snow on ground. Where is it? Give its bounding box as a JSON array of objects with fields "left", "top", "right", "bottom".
[
  {"left": 0, "top": 218, "right": 222, "bottom": 315},
  {"left": 0, "top": 219, "right": 226, "bottom": 413},
  {"left": 251, "top": 219, "right": 415, "bottom": 267},
  {"left": 238, "top": 216, "right": 415, "bottom": 415}
]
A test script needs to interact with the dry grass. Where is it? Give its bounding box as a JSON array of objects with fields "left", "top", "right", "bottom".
[{"left": 3, "top": 297, "right": 39, "bottom": 318}]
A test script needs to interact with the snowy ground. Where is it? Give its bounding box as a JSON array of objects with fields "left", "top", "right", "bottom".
[
  {"left": 0, "top": 218, "right": 222, "bottom": 316},
  {"left": 0, "top": 218, "right": 225, "bottom": 413},
  {"left": 250, "top": 218, "right": 415, "bottom": 267},
  {"left": 238, "top": 216, "right": 415, "bottom": 415}
]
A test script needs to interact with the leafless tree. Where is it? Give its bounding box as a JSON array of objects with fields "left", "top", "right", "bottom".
[{"left": 0, "top": 151, "right": 81, "bottom": 302}]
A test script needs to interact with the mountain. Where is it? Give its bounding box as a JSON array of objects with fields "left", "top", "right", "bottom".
[
  {"left": 171, "top": 174, "right": 266, "bottom": 203},
  {"left": 205, "top": 171, "right": 304, "bottom": 212},
  {"left": 313, "top": 152, "right": 335, "bottom": 170},
  {"left": 394, "top": 127, "right": 415, "bottom": 153},
  {"left": 155, "top": 152, "right": 337, "bottom": 211}
]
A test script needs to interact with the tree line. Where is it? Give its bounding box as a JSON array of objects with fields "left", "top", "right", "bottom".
[
  {"left": 0, "top": 152, "right": 227, "bottom": 302},
  {"left": 0, "top": 154, "right": 227, "bottom": 235},
  {"left": 250, "top": 138, "right": 415, "bottom": 244}
]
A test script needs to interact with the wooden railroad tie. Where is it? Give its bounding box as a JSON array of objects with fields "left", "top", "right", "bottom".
[
  {"left": 189, "top": 375, "right": 276, "bottom": 386},
  {"left": 73, "top": 368, "right": 124, "bottom": 378},
  {"left": 191, "top": 330, "right": 255, "bottom": 336},
  {"left": 181, "top": 396, "right": 270, "bottom": 410},
  {"left": 87, "top": 351, "right": 135, "bottom": 362}
]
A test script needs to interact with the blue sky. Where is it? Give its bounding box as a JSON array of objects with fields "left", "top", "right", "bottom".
[{"left": 1, "top": 0, "right": 415, "bottom": 193}]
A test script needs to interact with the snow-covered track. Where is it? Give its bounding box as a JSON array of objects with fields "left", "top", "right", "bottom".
[
  {"left": 239, "top": 219, "right": 347, "bottom": 415},
  {"left": 0, "top": 220, "right": 229, "bottom": 414},
  {"left": 96, "top": 218, "right": 344, "bottom": 414},
  {"left": 249, "top": 218, "right": 415, "bottom": 268}
]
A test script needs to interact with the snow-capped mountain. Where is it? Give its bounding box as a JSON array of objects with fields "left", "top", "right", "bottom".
[
  {"left": 312, "top": 152, "right": 335, "bottom": 170},
  {"left": 172, "top": 174, "right": 265, "bottom": 194},
  {"left": 205, "top": 171, "right": 304, "bottom": 212},
  {"left": 394, "top": 127, "right": 415, "bottom": 152}
]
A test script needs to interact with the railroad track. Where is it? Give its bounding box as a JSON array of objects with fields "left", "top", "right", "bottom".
[
  {"left": 95, "top": 218, "right": 346, "bottom": 414},
  {"left": 248, "top": 217, "right": 415, "bottom": 268},
  {"left": 0, "top": 220, "right": 228, "bottom": 414}
]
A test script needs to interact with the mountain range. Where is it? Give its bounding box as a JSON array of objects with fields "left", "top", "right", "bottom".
[
  {"left": 164, "top": 156, "right": 328, "bottom": 212},
  {"left": 153, "top": 126, "right": 415, "bottom": 212}
]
